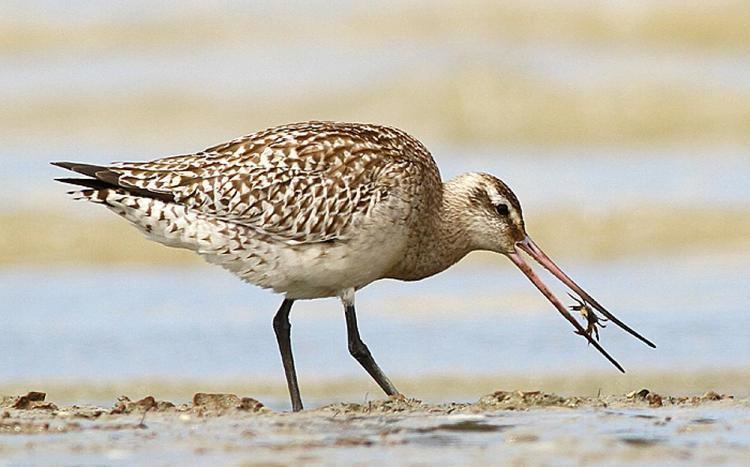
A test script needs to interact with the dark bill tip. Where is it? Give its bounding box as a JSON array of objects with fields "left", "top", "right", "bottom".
[{"left": 516, "top": 237, "right": 656, "bottom": 349}]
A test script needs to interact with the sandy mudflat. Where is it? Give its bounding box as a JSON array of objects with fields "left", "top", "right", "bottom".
[{"left": 1, "top": 390, "right": 748, "bottom": 465}]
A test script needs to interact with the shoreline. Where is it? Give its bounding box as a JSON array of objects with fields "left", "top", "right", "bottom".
[
  {"left": 3, "top": 367, "right": 749, "bottom": 407},
  {"left": 2, "top": 389, "right": 748, "bottom": 464}
]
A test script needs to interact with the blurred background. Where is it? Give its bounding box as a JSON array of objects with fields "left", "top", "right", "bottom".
[{"left": 1, "top": 0, "right": 749, "bottom": 407}]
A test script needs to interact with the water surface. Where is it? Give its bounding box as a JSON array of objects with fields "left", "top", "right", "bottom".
[{"left": 1, "top": 252, "right": 747, "bottom": 383}]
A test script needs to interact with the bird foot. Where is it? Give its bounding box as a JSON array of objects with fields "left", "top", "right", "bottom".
[{"left": 568, "top": 293, "right": 608, "bottom": 342}]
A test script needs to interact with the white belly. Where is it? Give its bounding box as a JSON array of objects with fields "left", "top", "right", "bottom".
[
  {"left": 104, "top": 191, "right": 413, "bottom": 299},
  {"left": 203, "top": 222, "right": 408, "bottom": 299},
  {"left": 275, "top": 233, "right": 405, "bottom": 298}
]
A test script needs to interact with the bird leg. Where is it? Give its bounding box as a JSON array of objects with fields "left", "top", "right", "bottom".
[
  {"left": 568, "top": 293, "right": 608, "bottom": 342},
  {"left": 272, "top": 299, "right": 304, "bottom": 412},
  {"left": 344, "top": 304, "right": 400, "bottom": 396}
]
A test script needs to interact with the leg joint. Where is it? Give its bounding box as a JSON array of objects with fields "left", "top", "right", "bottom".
[
  {"left": 273, "top": 300, "right": 293, "bottom": 335},
  {"left": 273, "top": 312, "right": 290, "bottom": 334},
  {"left": 348, "top": 339, "right": 372, "bottom": 360}
]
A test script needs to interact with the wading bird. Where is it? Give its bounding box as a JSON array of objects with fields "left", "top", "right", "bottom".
[{"left": 53, "top": 121, "right": 654, "bottom": 411}]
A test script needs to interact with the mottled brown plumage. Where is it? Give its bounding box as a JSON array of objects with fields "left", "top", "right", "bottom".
[
  {"left": 107, "top": 121, "right": 437, "bottom": 243},
  {"left": 53, "top": 120, "right": 653, "bottom": 412}
]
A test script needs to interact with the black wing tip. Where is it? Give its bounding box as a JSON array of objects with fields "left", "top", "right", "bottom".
[
  {"left": 51, "top": 161, "right": 75, "bottom": 169},
  {"left": 51, "top": 161, "right": 110, "bottom": 177},
  {"left": 52, "top": 161, "right": 175, "bottom": 203},
  {"left": 55, "top": 177, "right": 113, "bottom": 190}
]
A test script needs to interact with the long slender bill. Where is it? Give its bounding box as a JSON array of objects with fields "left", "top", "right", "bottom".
[
  {"left": 507, "top": 250, "right": 626, "bottom": 373},
  {"left": 517, "top": 237, "right": 656, "bottom": 348}
]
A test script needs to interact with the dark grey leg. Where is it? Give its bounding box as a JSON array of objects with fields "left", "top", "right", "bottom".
[
  {"left": 344, "top": 304, "right": 399, "bottom": 396},
  {"left": 273, "top": 299, "right": 303, "bottom": 412}
]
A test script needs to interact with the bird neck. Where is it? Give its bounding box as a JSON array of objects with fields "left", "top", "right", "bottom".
[{"left": 388, "top": 178, "right": 474, "bottom": 281}]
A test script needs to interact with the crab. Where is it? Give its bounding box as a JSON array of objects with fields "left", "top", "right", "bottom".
[{"left": 568, "top": 293, "right": 608, "bottom": 342}]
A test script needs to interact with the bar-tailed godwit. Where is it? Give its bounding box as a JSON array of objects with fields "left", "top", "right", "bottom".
[{"left": 53, "top": 121, "right": 654, "bottom": 411}]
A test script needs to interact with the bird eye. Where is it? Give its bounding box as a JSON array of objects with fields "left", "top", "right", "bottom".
[{"left": 495, "top": 203, "right": 510, "bottom": 216}]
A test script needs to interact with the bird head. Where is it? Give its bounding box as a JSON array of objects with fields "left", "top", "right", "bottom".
[
  {"left": 446, "top": 172, "right": 526, "bottom": 255},
  {"left": 449, "top": 172, "right": 655, "bottom": 371}
]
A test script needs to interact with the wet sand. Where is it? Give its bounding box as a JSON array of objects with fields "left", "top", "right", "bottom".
[{"left": 2, "top": 390, "right": 748, "bottom": 465}]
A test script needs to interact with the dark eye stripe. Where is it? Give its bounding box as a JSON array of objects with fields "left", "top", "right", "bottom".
[{"left": 495, "top": 203, "right": 509, "bottom": 216}]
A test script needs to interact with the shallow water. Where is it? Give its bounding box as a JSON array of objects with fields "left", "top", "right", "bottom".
[
  {"left": 1, "top": 251, "right": 748, "bottom": 384},
  {"left": 1, "top": 398, "right": 749, "bottom": 466}
]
